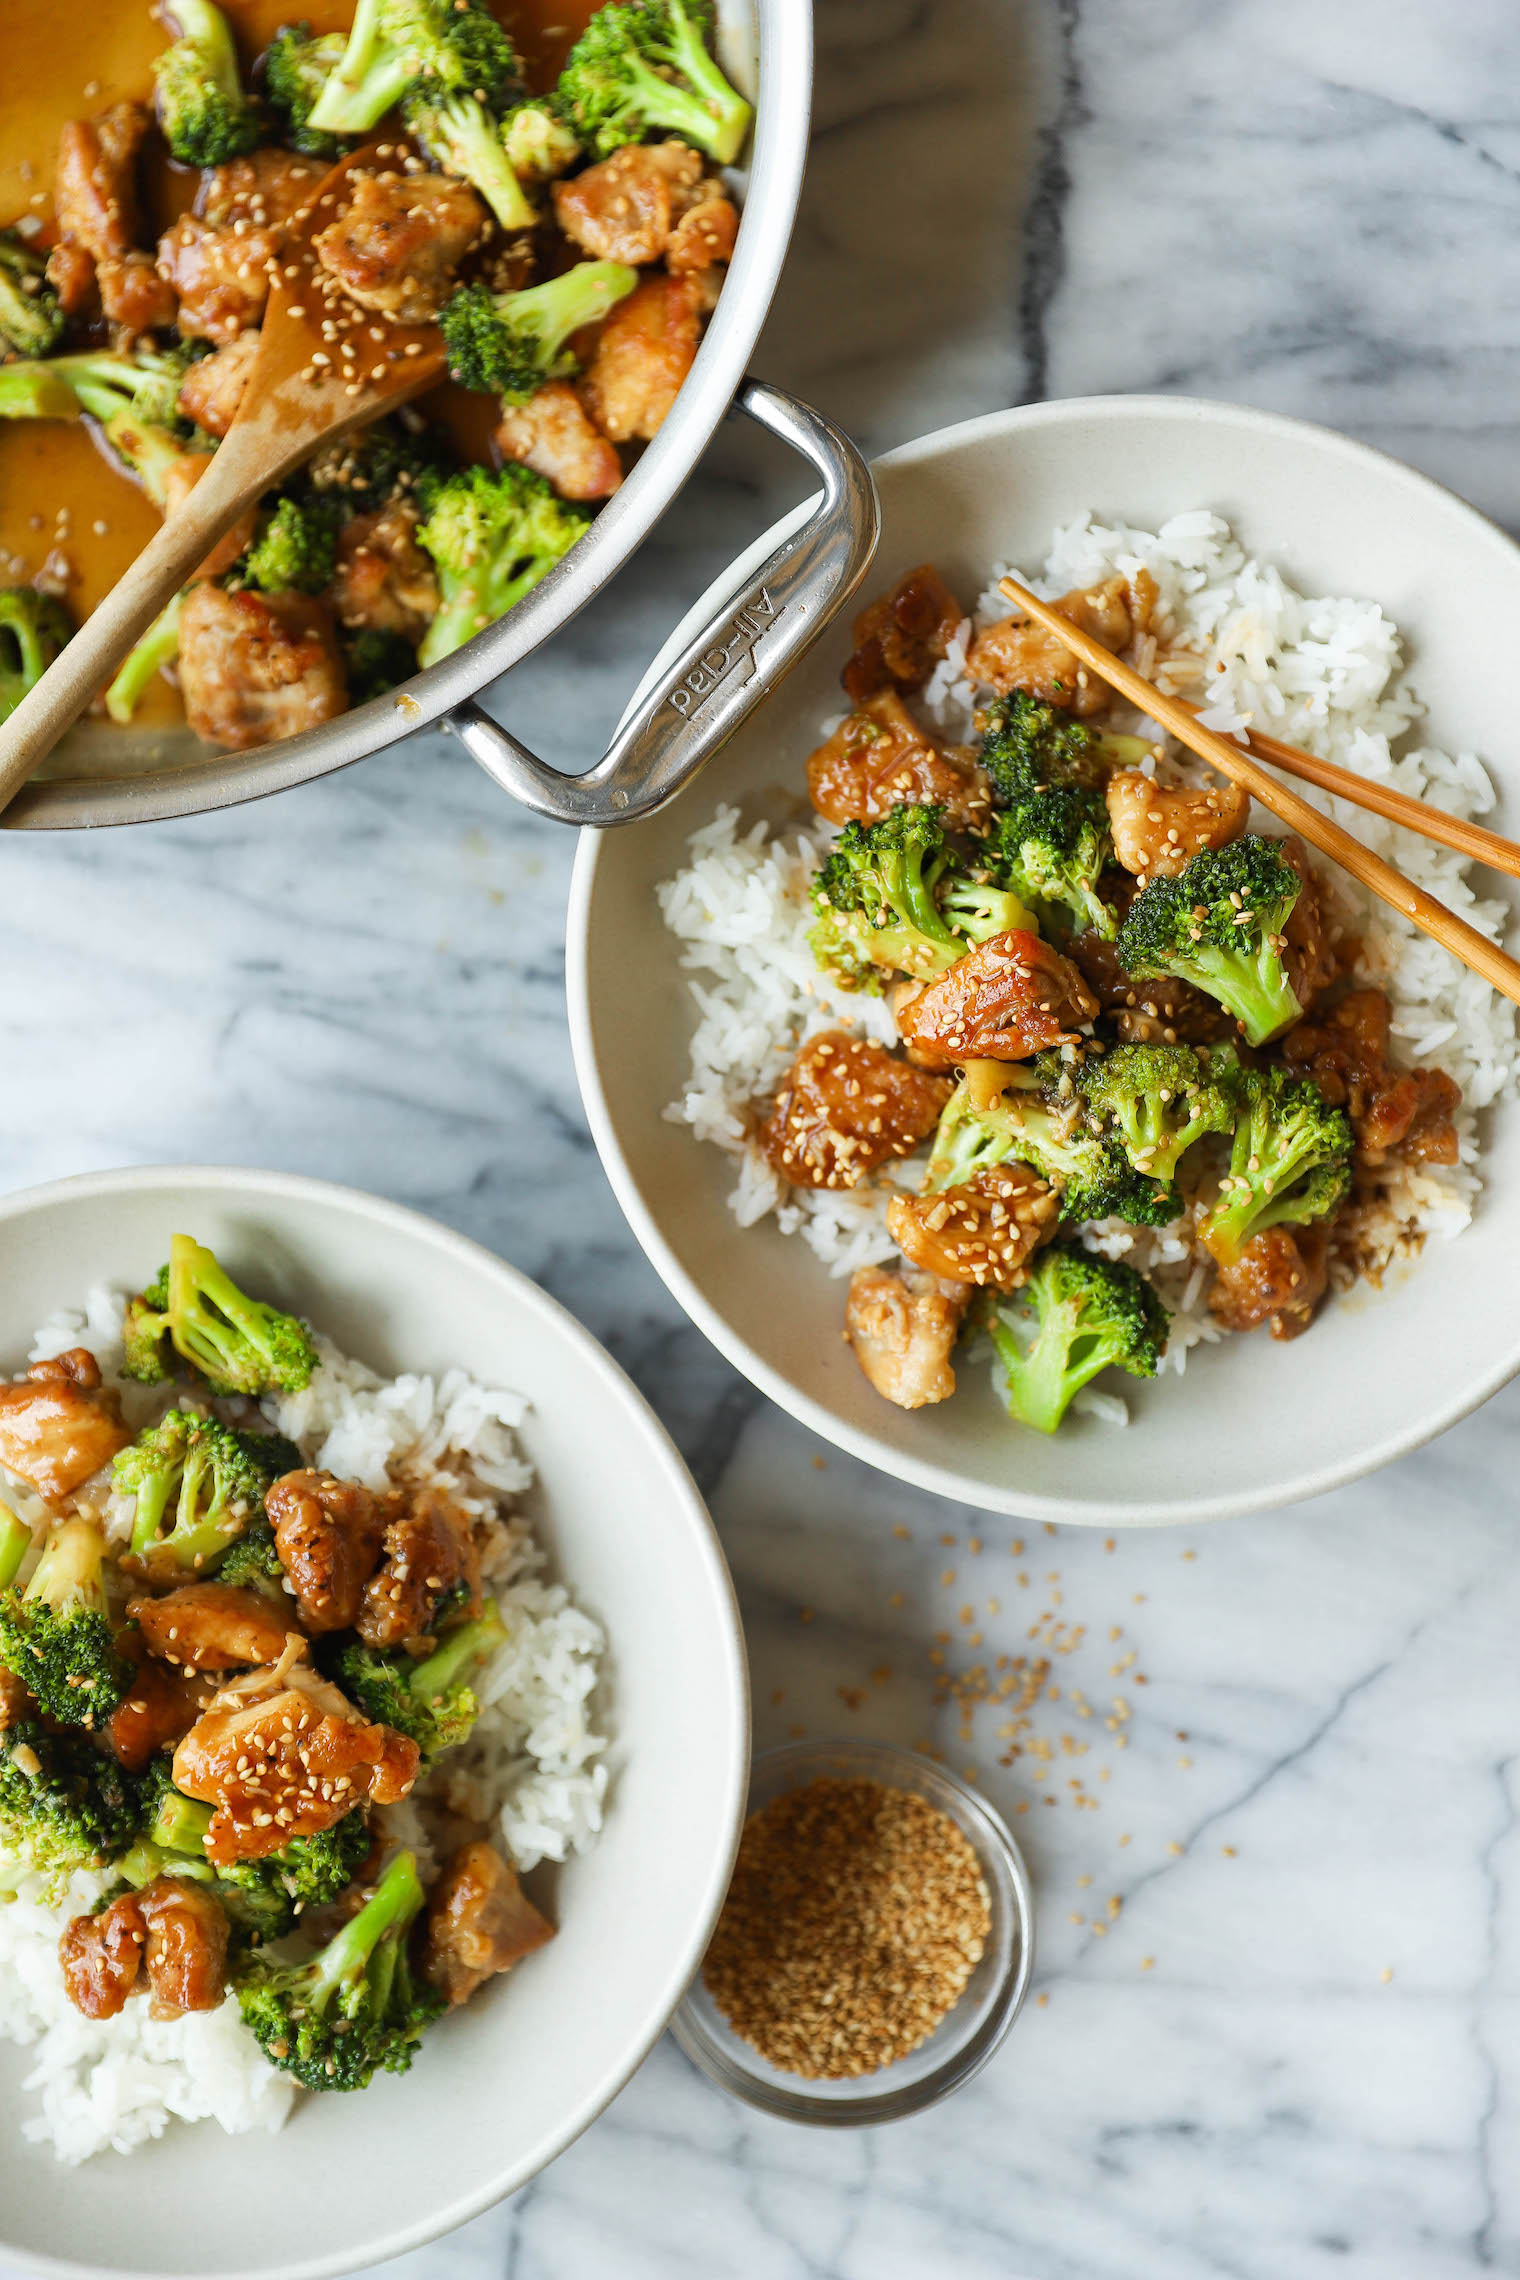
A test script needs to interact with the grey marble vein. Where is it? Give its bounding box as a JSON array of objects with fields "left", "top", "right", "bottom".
[{"left": 5, "top": 1, "right": 1520, "bottom": 2273}]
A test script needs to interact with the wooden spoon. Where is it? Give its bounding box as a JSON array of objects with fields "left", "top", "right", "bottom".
[{"left": 0, "top": 146, "right": 446, "bottom": 815}]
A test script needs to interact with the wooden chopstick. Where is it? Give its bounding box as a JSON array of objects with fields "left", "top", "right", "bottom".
[
  {"left": 1173, "top": 700, "right": 1520, "bottom": 885},
  {"left": 997, "top": 574, "right": 1520, "bottom": 1012}
]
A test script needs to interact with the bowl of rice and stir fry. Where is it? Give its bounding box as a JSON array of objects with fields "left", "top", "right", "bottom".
[{"left": 571, "top": 395, "right": 1520, "bottom": 1524}]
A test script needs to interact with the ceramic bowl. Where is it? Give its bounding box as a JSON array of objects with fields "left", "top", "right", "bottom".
[
  {"left": 0, "top": 1167, "right": 748, "bottom": 2280},
  {"left": 569, "top": 395, "right": 1520, "bottom": 1525}
]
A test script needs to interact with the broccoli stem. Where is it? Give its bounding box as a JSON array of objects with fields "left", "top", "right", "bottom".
[
  {"left": 1187, "top": 942, "right": 1302, "bottom": 1049},
  {"left": 0, "top": 361, "right": 86, "bottom": 423},
  {"left": 408, "top": 1601, "right": 506, "bottom": 1705},
  {"left": 150, "top": 1785, "right": 214, "bottom": 1857},
  {"left": 25, "top": 1518, "right": 107, "bottom": 1616},
  {"left": 0, "top": 1509, "right": 30, "bottom": 1593},
  {"left": 406, "top": 93, "right": 536, "bottom": 230},
  {"left": 627, "top": 7, "right": 752, "bottom": 165},
  {"left": 307, "top": 0, "right": 415, "bottom": 133},
  {"left": 986, "top": 1310, "right": 1078, "bottom": 1435},
  {"left": 313, "top": 1849, "right": 426, "bottom": 2003},
  {"left": 106, "top": 592, "right": 185, "bottom": 725}
]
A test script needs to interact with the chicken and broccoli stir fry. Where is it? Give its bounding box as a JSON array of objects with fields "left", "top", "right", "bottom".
[
  {"left": 0, "top": 0, "right": 749, "bottom": 750},
  {"left": 0, "top": 1235, "right": 553, "bottom": 2094},
  {"left": 757, "top": 563, "right": 1463, "bottom": 1432}
]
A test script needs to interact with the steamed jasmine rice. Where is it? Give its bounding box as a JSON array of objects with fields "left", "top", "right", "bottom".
[{"left": 658, "top": 511, "right": 1519, "bottom": 1400}]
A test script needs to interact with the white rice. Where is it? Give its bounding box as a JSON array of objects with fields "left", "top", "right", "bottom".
[
  {"left": 658, "top": 510, "right": 1520, "bottom": 1397},
  {"left": 0, "top": 1294, "right": 606, "bottom": 2162}
]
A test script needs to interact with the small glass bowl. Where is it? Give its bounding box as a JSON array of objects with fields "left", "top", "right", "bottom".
[{"left": 671, "top": 1736, "right": 1035, "bottom": 2125}]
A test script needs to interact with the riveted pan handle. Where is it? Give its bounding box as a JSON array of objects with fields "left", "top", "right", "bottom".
[{"left": 449, "top": 379, "right": 879, "bottom": 828}]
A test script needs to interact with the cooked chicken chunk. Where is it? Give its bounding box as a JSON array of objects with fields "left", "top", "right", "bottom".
[
  {"left": 841, "top": 565, "right": 966, "bottom": 704},
  {"left": 197, "top": 148, "right": 321, "bottom": 231},
  {"left": 173, "top": 1685, "right": 418, "bottom": 1864},
  {"left": 60, "top": 1877, "right": 229, "bottom": 2021},
  {"left": 1208, "top": 1225, "right": 1328, "bottom": 1340},
  {"left": 1105, "top": 769, "right": 1249, "bottom": 881},
  {"left": 178, "top": 584, "right": 348, "bottom": 752},
  {"left": 107, "top": 1630, "right": 214, "bottom": 1772},
  {"left": 1066, "top": 924, "right": 1231, "bottom": 1047},
  {"left": 1278, "top": 835, "right": 1338, "bottom": 1012},
  {"left": 330, "top": 502, "right": 441, "bottom": 640},
  {"left": 806, "top": 689, "right": 992, "bottom": 833},
  {"left": 422, "top": 1841, "right": 554, "bottom": 2007},
  {"left": 356, "top": 1484, "right": 482, "bottom": 1652},
  {"left": 553, "top": 140, "right": 705, "bottom": 265},
  {"left": 266, "top": 1469, "right": 384, "bottom": 1635},
  {"left": 313, "top": 170, "right": 487, "bottom": 323},
  {"left": 0, "top": 1668, "right": 33, "bottom": 1731},
  {"left": 579, "top": 273, "right": 703, "bottom": 444},
  {"left": 126, "top": 1583, "right": 299, "bottom": 1673},
  {"left": 0, "top": 1351, "right": 129, "bottom": 1501},
  {"left": 175, "top": 331, "right": 260, "bottom": 439},
  {"left": 493, "top": 381, "right": 623, "bottom": 502},
  {"left": 1281, "top": 987, "right": 1461, "bottom": 1167},
  {"left": 666, "top": 191, "right": 738, "bottom": 276},
  {"left": 156, "top": 212, "right": 283, "bottom": 343},
  {"left": 966, "top": 572, "right": 1157, "bottom": 716},
  {"left": 759, "top": 1033, "right": 950, "bottom": 1191},
  {"left": 894, "top": 933, "right": 1099, "bottom": 1070},
  {"left": 845, "top": 1265, "right": 967, "bottom": 1411},
  {"left": 50, "top": 104, "right": 176, "bottom": 333},
  {"left": 887, "top": 1162, "right": 1059, "bottom": 1290}
]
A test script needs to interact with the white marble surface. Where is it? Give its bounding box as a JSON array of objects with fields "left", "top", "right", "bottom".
[{"left": 4, "top": 2, "right": 1520, "bottom": 2273}]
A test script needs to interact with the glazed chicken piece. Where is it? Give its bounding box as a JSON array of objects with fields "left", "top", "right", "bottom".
[
  {"left": 493, "top": 381, "right": 624, "bottom": 502},
  {"left": 105, "top": 1633, "right": 210, "bottom": 1773},
  {"left": 175, "top": 331, "right": 260, "bottom": 439},
  {"left": 841, "top": 565, "right": 966, "bottom": 705},
  {"left": 173, "top": 1681, "right": 419, "bottom": 1864},
  {"left": 156, "top": 212, "right": 283, "bottom": 343},
  {"left": 0, "top": 1350, "right": 129, "bottom": 1502},
  {"left": 579, "top": 273, "right": 704, "bottom": 444},
  {"left": 177, "top": 584, "right": 348, "bottom": 751},
  {"left": 668, "top": 191, "right": 738, "bottom": 275},
  {"left": 806, "top": 689, "right": 992, "bottom": 833},
  {"left": 965, "top": 571, "right": 1158, "bottom": 716},
  {"left": 356, "top": 1484, "right": 482, "bottom": 1652},
  {"left": 1105, "top": 769, "right": 1250, "bottom": 882},
  {"left": 125, "top": 1583, "right": 300, "bottom": 1673},
  {"left": 313, "top": 171, "right": 488, "bottom": 324},
  {"left": 887, "top": 1162, "right": 1059, "bottom": 1291},
  {"left": 1281, "top": 987, "right": 1461, "bottom": 1166},
  {"left": 1278, "top": 836, "right": 1338, "bottom": 1012},
  {"left": 1066, "top": 924, "right": 1231, "bottom": 1047},
  {"left": 759, "top": 1033, "right": 950, "bottom": 1191},
  {"left": 1208, "top": 1224, "right": 1329, "bottom": 1341},
  {"left": 60, "top": 1877, "right": 229, "bottom": 2021},
  {"left": 895, "top": 933, "right": 1099, "bottom": 1070},
  {"left": 331, "top": 503, "right": 441, "bottom": 640},
  {"left": 266, "top": 1469, "right": 384, "bottom": 1634},
  {"left": 0, "top": 1668, "right": 32, "bottom": 1731},
  {"left": 553, "top": 140, "right": 705, "bottom": 265},
  {"left": 197, "top": 148, "right": 322, "bottom": 231},
  {"left": 421, "top": 1841, "right": 555, "bottom": 2006},
  {"left": 49, "top": 103, "right": 176, "bottom": 333},
  {"left": 845, "top": 1265, "right": 968, "bottom": 1411}
]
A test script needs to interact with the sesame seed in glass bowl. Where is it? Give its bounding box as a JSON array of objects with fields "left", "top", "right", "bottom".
[{"left": 671, "top": 1738, "right": 1034, "bottom": 2125}]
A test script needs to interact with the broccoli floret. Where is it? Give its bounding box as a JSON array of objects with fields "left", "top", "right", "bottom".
[
  {"left": 104, "top": 590, "right": 184, "bottom": 726},
  {"left": 1197, "top": 1063, "right": 1352, "bottom": 1267},
  {"left": 342, "top": 626, "right": 418, "bottom": 705},
  {"left": 438, "top": 263, "right": 638, "bottom": 400},
  {"left": 324, "top": 1600, "right": 508, "bottom": 1761},
  {"left": 213, "top": 1515, "right": 284, "bottom": 1586},
  {"left": 403, "top": 89, "right": 536, "bottom": 230},
  {"left": 0, "top": 348, "right": 209, "bottom": 507},
  {"left": 1075, "top": 1042, "right": 1234, "bottom": 1186},
  {"left": 982, "top": 781, "right": 1116, "bottom": 940},
  {"left": 414, "top": 461, "right": 590, "bottom": 667},
  {"left": 807, "top": 803, "right": 964, "bottom": 984},
  {"left": 984, "top": 1243, "right": 1170, "bottom": 1434},
  {"left": 0, "top": 590, "right": 72, "bottom": 726},
  {"left": 120, "top": 1233, "right": 317, "bottom": 1397},
  {"left": 263, "top": 21, "right": 351, "bottom": 156},
  {"left": 938, "top": 873, "right": 1041, "bottom": 947},
  {"left": 125, "top": 1766, "right": 371, "bottom": 1939},
  {"left": 1116, "top": 836, "right": 1307, "bottom": 1047},
  {"left": 237, "top": 492, "right": 343, "bottom": 596},
  {"left": 500, "top": 96, "right": 582, "bottom": 182},
  {"left": 153, "top": 0, "right": 263, "bottom": 167},
  {"left": 112, "top": 1412, "right": 292, "bottom": 1572},
  {"left": 0, "top": 231, "right": 65, "bottom": 360},
  {"left": 978, "top": 689, "right": 1111, "bottom": 799},
  {"left": 0, "top": 1722, "right": 141, "bottom": 1893},
  {"left": 558, "top": 0, "right": 753, "bottom": 165},
  {"left": 304, "top": 413, "right": 452, "bottom": 513},
  {"left": 926, "top": 1065, "right": 1179, "bottom": 1227},
  {"left": 0, "top": 1519, "right": 129, "bottom": 1730},
  {"left": 236, "top": 1848, "right": 444, "bottom": 2091},
  {"left": 307, "top": 0, "right": 517, "bottom": 136}
]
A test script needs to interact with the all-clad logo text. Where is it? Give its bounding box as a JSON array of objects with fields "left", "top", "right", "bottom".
[{"left": 667, "top": 589, "right": 779, "bottom": 717}]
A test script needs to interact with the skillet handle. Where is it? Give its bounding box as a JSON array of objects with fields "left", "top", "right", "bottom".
[{"left": 448, "top": 378, "right": 880, "bottom": 828}]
